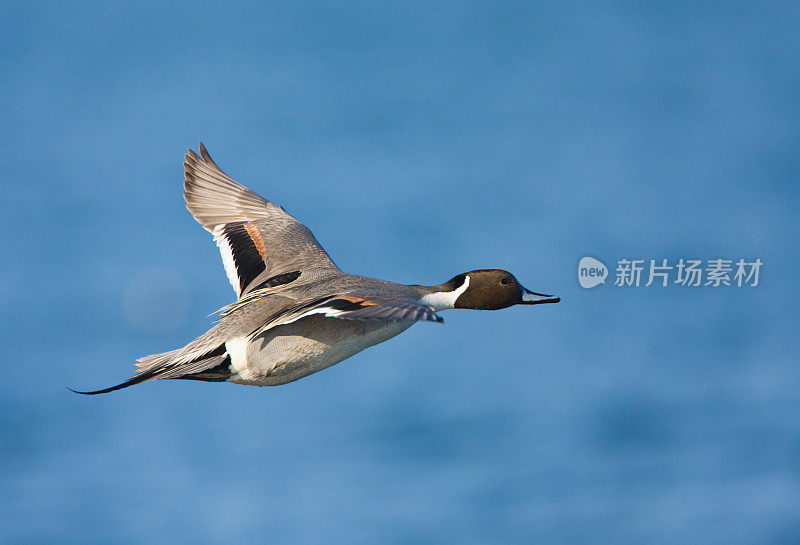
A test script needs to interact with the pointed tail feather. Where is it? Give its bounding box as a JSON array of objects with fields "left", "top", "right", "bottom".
[
  {"left": 71, "top": 346, "right": 230, "bottom": 395},
  {"left": 69, "top": 372, "right": 157, "bottom": 395}
]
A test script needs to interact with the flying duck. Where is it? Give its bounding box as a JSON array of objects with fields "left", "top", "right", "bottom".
[{"left": 74, "top": 144, "right": 559, "bottom": 394}]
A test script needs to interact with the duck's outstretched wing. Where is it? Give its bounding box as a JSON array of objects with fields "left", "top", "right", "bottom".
[{"left": 184, "top": 143, "right": 338, "bottom": 298}]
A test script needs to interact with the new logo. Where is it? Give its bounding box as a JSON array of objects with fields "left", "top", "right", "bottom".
[{"left": 578, "top": 257, "right": 607, "bottom": 288}]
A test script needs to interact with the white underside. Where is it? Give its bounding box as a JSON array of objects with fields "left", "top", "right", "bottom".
[
  {"left": 225, "top": 336, "right": 250, "bottom": 375},
  {"left": 224, "top": 317, "right": 414, "bottom": 386}
]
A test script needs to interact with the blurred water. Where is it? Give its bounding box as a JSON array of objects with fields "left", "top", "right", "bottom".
[{"left": 1, "top": 2, "right": 799, "bottom": 544}]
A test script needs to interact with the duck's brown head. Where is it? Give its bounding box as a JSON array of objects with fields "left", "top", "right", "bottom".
[{"left": 422, "top": 269, "right": 560, "bottom": 311}]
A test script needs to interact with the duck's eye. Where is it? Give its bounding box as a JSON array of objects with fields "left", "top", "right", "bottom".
[{"left": 500, "top": 277, "right": 509, "bottom": 285}]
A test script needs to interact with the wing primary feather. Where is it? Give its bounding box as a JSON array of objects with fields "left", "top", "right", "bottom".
[{"left": 198, "top": 142, "right": 224, "bottom": 172}]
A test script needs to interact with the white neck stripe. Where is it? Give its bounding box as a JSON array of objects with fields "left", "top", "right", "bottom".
[{"left": 419, "top": 275, "right": 470, "bottom": 311}]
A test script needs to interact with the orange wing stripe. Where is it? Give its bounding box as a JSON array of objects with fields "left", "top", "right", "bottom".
[
  {"left": 244, "top": 222, "right": 268, "bottom": 262},
  {"left": 339, "top": 296, "right": 377, "bottom": 306}
]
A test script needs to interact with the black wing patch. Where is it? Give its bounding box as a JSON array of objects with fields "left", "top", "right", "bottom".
[
  {"left": 251, "top": 270, "right": 301, "bottom": 292},
  {"left": 214, "top": 221, "right": 268, "bottom": 296}
]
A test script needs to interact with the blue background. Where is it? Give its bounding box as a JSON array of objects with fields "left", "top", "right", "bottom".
[{"left": 2, "top": 2, "right": 799, "bottom": 544}]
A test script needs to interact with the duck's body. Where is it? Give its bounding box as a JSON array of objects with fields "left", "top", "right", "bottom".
[
  {"left": 227, "top": 314, "right": 414, "bottom": 386},
  {"left": 187, "top": 274, "right": 427, "bottom": 387},
  {"left": 75, "top": 144, "right": 559, "bottom": 395}
]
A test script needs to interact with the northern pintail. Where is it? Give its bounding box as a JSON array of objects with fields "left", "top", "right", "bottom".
[{"left": 74, "top": 144, "right": 559, "bottom": 394}]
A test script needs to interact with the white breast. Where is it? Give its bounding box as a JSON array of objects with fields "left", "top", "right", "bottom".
[{"left": 419, "top": 275, "right": 470, "bottom": 311}]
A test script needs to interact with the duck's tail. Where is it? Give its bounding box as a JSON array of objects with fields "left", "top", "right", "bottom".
[{"left": 70, "top": 346, "right": 232, "bottom": 395}]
